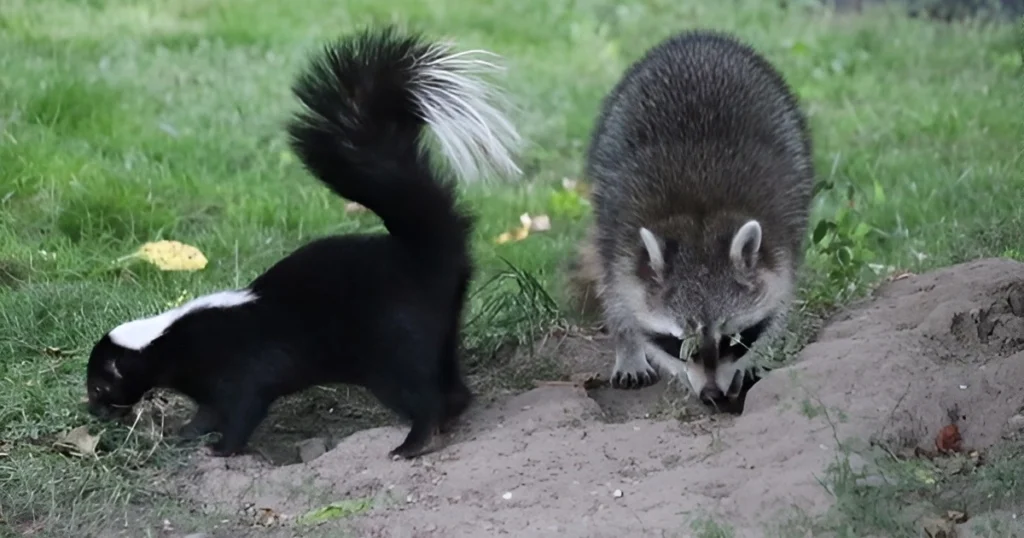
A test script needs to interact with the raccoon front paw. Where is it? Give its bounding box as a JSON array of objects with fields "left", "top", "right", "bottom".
[{"left": 611, "top": 363, "right": 659, "bottom": 389}]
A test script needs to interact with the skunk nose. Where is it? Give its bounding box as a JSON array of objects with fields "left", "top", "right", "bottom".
[{"left": 699, "top": 386, "right": 724, "bottom": 405}]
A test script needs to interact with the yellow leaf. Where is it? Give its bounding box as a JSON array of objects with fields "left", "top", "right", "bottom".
[
  {"left": 529, "top": 214, "right": 551, "bottom": 232},
  {"left": 494, "top": 212, "right": 550, "bottom": 244},
  {"left": 127, "top": 240, "right": 208, "bottom": 271},
  {"left": 913, "top": 467, "right": 936, "bottom": 485},
  {"left": 53, "top": 425, "right": 102, "bottom": 458}
]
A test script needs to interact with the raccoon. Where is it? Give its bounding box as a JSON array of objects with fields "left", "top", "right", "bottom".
[{"left": 569, "top": 30, "right": 814, "bottom": 407}]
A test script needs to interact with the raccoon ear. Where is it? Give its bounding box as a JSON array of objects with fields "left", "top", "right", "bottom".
[
  {"left": 729, "top": 220, "right": 762, "bottom": 271},
  {"left": 638, "top": 227, "right": 665, "bottom": 279}
]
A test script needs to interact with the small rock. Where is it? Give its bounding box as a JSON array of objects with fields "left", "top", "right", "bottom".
[
  {"left": 612, "top": 489, "right": 623, "bottom": 498},
  {"left": 296, "top": 437, "right": 328, "bottom": 463},
  {"left": 1008, "top": 414, "right": 1024, "bottom": 429},
  {"left": 502, "top": 492, "right": 512, "bottom": 500},
  {"left": 183, "top": 534, "right": 209, "bottom": 538},
  {"left": 846, "top": 453, "right": 868, "bottom": 473}
]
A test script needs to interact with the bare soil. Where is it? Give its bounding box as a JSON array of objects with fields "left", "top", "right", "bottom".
[{"left": 165, "top": 258, "right": 1024, "bottom": 537}]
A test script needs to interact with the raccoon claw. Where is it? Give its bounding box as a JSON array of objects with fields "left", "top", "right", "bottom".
[{"left": 611, "top": 367, "right": 659, "bottom": 389}]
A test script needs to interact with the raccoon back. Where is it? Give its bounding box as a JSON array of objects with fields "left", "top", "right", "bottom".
[{"left": 586, "top": 30, "right": 814, "bottom": 258}]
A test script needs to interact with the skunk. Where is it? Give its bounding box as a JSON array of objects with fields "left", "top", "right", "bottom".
[{"left": 84, "top": 25, "right": 523, "bottom": 459}]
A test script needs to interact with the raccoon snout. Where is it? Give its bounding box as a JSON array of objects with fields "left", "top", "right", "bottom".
[{"left": 699, "top": 385, "right": 725, "bottom": 405}]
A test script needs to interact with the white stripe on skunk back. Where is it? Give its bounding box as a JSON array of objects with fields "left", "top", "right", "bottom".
[{"left": 108, "top": 289, "right": 258, "bottom": 351}]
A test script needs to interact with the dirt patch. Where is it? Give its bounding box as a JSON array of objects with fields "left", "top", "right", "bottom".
[{"left": 173, "top": 258, "right": 1024, "bottom": 537}]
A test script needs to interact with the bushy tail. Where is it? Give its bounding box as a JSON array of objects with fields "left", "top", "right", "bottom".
[{"left": 286, "top": 25, "right": 523, "bottom": 250}]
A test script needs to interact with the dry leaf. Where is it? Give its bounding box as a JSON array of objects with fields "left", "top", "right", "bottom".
[
  {"left": 345, "top": 202, "right": 367, "bottom": 214},
  {"left": 529, "top": 214, "right": 551, "bottom": 232},
  {"left": 495, "top": 227, "right": 530, "bottom": 244},
  {"left": 121, "top": 240, "right": 208, "bottom": 271},
  {"left": 53, "top": 425, "right": 101, "bottom": 458},
  {"left": 43, "top": 346, "right": 66, "bottom": 357},
  {"left": 495, "top": 213, "right": 551, "bottom": 244},
  {"left": 255, "top": 507, "right": 285, "bottom": 527},
  {"left": 936, "top": 423, "right": 963, "bottom": 453},
  {"left": 887, "top": 270, "right": 916, "bottom": 282},
  {"left": 946, "top": 510, "right": 968, "bottom": 524}
]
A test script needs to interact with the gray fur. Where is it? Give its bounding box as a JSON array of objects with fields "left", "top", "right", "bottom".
[{"left": 572, "top": 30, "right": 815, "bottom": 402}]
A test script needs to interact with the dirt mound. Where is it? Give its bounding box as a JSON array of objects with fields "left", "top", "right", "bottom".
[{"left": 180, "top": 258, "right": 1024, "bottom": 537}]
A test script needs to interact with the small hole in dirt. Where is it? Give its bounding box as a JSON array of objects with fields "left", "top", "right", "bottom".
[
  {"left": 583, "top": 368, "right": 769, "bottom": 422},
  {"left": 251, "top": 388, "right": 396, "bottom": 466},
  {"left": 134, "top": 387, "right": 396, "bottom": 466}
]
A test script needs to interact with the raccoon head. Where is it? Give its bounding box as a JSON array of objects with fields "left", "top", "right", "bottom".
[{"left": 632, "top": 218, "right": 789, "bottom": 406}]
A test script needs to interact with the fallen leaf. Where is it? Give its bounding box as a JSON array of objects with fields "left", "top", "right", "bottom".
[
  {"left": 53, "top": 425, "right": 102, "bottom": 458},
  {"left": 255, "top": 507, "right": 285, "bottom": 527},
  {"left": 120, "top": 240, "right": 208, "bottom": 272},
  {"left": 913, "top": 467, "right": 937, "bottom": 485},
  {"left": 495, "top": 213, "right": 550, "bottom": 244},
  {"left": 43, "top": 346, "right": 66, "bottom": 357},
  {"left": 936, "top": 423, "right": 963, "bottom": 453},
  {"left": 946, "top": 510, "right": 969, "bottom": 524},
  {"left": 887, "top": 270, "right": 916, "bottom": 282},
  {"left": 297, "top": 498, "right": 374, "bottom": 526},
  {"left": 495, "top": 227, "right": 530, "bottom": 244},
  {"left": 345, "top": 202, "right": 367, "bottom": 214},
  {"left": 529, "top": 214, "right": 551, "bottom": 232}
]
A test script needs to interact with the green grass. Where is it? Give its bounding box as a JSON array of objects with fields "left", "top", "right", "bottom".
[{"left": 1, "top": 0, "right": 1022, "bottom": 536}]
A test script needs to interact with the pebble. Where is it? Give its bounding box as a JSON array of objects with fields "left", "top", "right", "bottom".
[
  {"left": 612, "top": 489, "right": 623, "bottom": 498},
  {"left": 296, "top": 437, "right": 328, "bottom": 463}
]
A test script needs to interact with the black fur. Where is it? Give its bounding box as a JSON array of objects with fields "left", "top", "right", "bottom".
[{"left": 84, "top": 27, "right": 492, "bottom": 459}]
